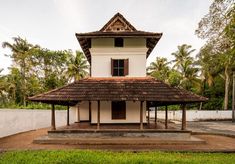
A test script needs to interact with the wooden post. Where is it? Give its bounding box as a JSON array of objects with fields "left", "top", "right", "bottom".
[
  {"left": 97, "top": 100, "right": 100, "bottom": 129},
  {"left": 51, "top": 104, "right": 56, "bottom": 130},
  {"left": 155, "top": 106, "right": 157, "bottom": 127},
  {"left": 89, "top": 101, "right": 91, "bottom": 122},
  {"left": 232, "top": 71, "right": 235, "bottom": 122},
  {"left": 67, "top": 105, "right": 70, "bottom": 126},
  {"left": 140, "top": 101, "right": 143, "bottom": 130},
  {"left": 181, "top": 104, "right": 186, "bottom": 130},
  {"left": 77, "top": 105, "right": 80, "bottom": 123},
  {"left": 165, "top": 105, "right": 168, "bottom": 129},
  {"left": 199, "top": 102, "right": 203, "bottom": 110},
  {"left": 147, "top": 102, "right": 150, "bottom": 125}
]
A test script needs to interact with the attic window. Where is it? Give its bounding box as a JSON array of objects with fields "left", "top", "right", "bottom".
[{"left": 114, "top": 38, "right": 123, "bottom": 47}]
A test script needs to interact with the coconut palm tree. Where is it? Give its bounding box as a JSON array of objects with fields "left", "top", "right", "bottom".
[
  {"left": 171, "top": 44, "right": 195, "bottom": 70},
  {"left": 2, "top": 36, "right": 37, "bottom": 106},
  {"left": 147, "top": 57, "right": 170, "bottom": 82},
  {"left": 67, "top": 51, "right": 89, "bottom": 82},
  {"left": 171, "top": 44, "right": 200, "bottom": 91}
]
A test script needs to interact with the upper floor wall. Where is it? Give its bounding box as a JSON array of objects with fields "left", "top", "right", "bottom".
[
  {"left": 91, "top": 38, "right": 146, "bottom": 48},
  {"left": 90, "top": 38, "right": 148, "bottom": 77}
]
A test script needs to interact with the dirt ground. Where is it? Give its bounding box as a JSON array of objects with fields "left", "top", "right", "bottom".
[{"left": 1, "top": 128, "right": 235, "bottom": 152}]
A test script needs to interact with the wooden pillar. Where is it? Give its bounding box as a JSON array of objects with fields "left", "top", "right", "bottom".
[
  {"left": 77, "top": 105, "right": 80, "bottom": 123},
  {"left": 165, "top": 105, "right": 168, "bottom": 129},
  {"left": 181, "top": 104, "right": 186, "bottom": 130},
  {"left": 51, "top": 104, "right": 56, "bottom": 130},
  {"left": 67, "top": 105, "right": 70, "bottom": 126},
  {"left": 155, "top": 106, "right": 157, "bottom": 123},
  {"left": 97, "top": 100, "right": 100, "bottom": 129},
  {"left": 232, "top": 71, "right": 235, "bottom": 122},
  {"left": 89, "top": 101, "right": 92, "bottom": 122},
  {"left": 147, "top": 102, "right": 150, "bottom": 125},
  {"left": 140, "top": 101, "right": 143, "bottom": 130}
]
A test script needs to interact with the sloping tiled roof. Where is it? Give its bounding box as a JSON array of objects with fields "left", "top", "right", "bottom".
[
  {"left": 28, "top": 77, "right": 207, "bottom": 106},
  {"left": 75, "top": 13, "right": 162, "bottom": 63}
]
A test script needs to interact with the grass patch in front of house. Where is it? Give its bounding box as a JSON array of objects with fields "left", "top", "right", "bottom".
[{"left": 0, "top": 150, "right": 235, "bottom": 164}]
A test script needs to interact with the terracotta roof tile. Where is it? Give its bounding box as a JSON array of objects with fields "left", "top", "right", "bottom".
[{"left": 28, "top": 77, "right": 207, "bottom": 105}]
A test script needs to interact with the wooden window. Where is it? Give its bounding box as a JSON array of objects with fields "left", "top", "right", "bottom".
[
  {"left": 112, "top": 101, "right": 126, "bottom": 119},
  {"left": 111, "top": 59, "right": 129, "bottom": 76},
  {"left": 114, "top": 38, "right": 123, "bottom": 47}
]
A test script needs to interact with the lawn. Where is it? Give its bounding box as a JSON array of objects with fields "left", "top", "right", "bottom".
[{"left": 0, "top": 150, "right": 235, "bottom": 164}]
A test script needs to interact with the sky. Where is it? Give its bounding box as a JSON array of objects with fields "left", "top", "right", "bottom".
[{"left": 0, "top": 0, "right": 212, "bottom": 74}]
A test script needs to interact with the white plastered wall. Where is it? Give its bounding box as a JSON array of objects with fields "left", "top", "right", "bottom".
[
  {"left": 90, "top": 38, "right": 148, "bottom": 77},
  {"left": 70, "top": 101, "right": 90, "bottom": 121},
  {"left": 91, "top": 101, "right": 146, "bottom": 124}
]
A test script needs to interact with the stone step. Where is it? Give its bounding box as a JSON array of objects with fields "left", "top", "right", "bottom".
[{"left": 34, "top": 136, "right": 206, "bottom": 145}]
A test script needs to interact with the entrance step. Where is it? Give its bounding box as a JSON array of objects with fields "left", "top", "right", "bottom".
[{"left": 34, "top": 136, "right": 206, "bottom": 145}]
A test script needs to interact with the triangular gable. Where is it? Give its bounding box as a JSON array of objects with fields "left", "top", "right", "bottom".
[{"left": 100, "top": 13, "right": 137, "bottom": 32}]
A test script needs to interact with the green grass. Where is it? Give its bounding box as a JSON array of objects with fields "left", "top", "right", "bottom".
[{"left": 0, "top": 150, "right": 235, "bottom": 164}]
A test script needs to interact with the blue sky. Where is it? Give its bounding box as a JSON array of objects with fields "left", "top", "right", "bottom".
[{"left": 0, "top": 0, "right": 212, "bottom": 74}]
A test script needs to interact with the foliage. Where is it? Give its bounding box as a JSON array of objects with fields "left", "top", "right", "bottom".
[
  {"left": 1, "top": 36, "right": 89, "bottom": 109},
  {"left": 171, "top": 44, "right": 200, "bottom": 92},
  {"left": 195, "top": 0, "right": 235, "bottom": 110},
  {"left": 1, "top": 150, "right": 235, "bottom": 164},
  {"left": 67, "top": 50, "right": 89, "bottom": 82},
  {"left": 147, "top": 57, "right": 170, "bottom": 82}
]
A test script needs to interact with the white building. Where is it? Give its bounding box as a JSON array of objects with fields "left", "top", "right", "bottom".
[{"left": 29, "top": 13, "right": 206, "bottom": 130}]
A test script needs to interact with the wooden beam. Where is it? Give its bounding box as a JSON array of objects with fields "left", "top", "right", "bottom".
[
  {"left": 181, "top": 104, "right": 186, "bottom": 130},
  {"left": 165, "top": 105, "right": 168, "bottom": 129},
  {"left": 51, "top": 104, "right": 56, "bottom": 130},
  {"left": 140, "top": 101, "right": 143, "bottom": 130},
  {"left": 89, "top": 101, "right": 91, "bottom": 122},
  {"left": 97, "top": 100, "right": 100, "bottom": 129},
  {"left": 67, "top": 105, "right": 70, "bottom": 126}
]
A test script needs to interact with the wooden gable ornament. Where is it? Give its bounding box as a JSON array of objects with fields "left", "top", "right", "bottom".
[{"left": 100, "top": 13, "right": 136, "bottom": 32}]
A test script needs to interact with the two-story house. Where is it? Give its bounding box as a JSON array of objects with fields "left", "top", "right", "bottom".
[{"left": 29, "top": 13, "right": 207, "bottom": 132}]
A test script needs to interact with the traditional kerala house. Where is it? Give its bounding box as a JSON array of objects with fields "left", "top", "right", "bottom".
[{"left": 29, "top": 13, "right": 207, "bottom": 137}]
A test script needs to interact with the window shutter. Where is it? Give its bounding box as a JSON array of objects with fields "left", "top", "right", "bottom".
[
  {"left": 124, "top": 59, "right": 129, "bottom": 76},
  {"left": 111, "top": 58, "right": 114, "bottom": 76}
]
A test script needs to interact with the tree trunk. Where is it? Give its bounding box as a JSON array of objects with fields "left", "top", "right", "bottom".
[
  {"left": 21, "top": 60, "right": 26, "bottom": 106},
  {"left": 224, "top": 65, "right": 230, "bottom": 110}
]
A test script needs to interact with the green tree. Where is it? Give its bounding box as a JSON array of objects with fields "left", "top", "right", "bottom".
[
  {"left": 171, "top": 44, "right": 199, "bottom": 91},
  {"left": 147, "top": 57, "right": 170, "bottom": 82},
  {"left": 171, "top": 44, "right": 195, "bottom": 70},
  {"left": 2, "top": 37, "right": 38, "bottom": 106},
  {"left": 0, "top": 69, "right": 8, "bottom": 105},
  {"left": 67, "top": 51, "right": 89, "bottom": 82},
  {"left": 168, "top": 70, "right": 182, "bottom": 87},
  {"left": 195, "top": 0, "right": 235, "bottom": 110}
]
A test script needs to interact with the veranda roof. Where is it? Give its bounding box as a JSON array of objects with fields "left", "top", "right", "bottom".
[{"left": 28, "top": 77, "right": 207, "bottom": 106}]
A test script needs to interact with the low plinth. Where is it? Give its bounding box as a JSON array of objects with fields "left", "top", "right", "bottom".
[
  {"left": 34, "top": 129, "right": 206, "bottom": 145},
  {"left": 48, "top": 129, "right": 191, "bottom": 139}
]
